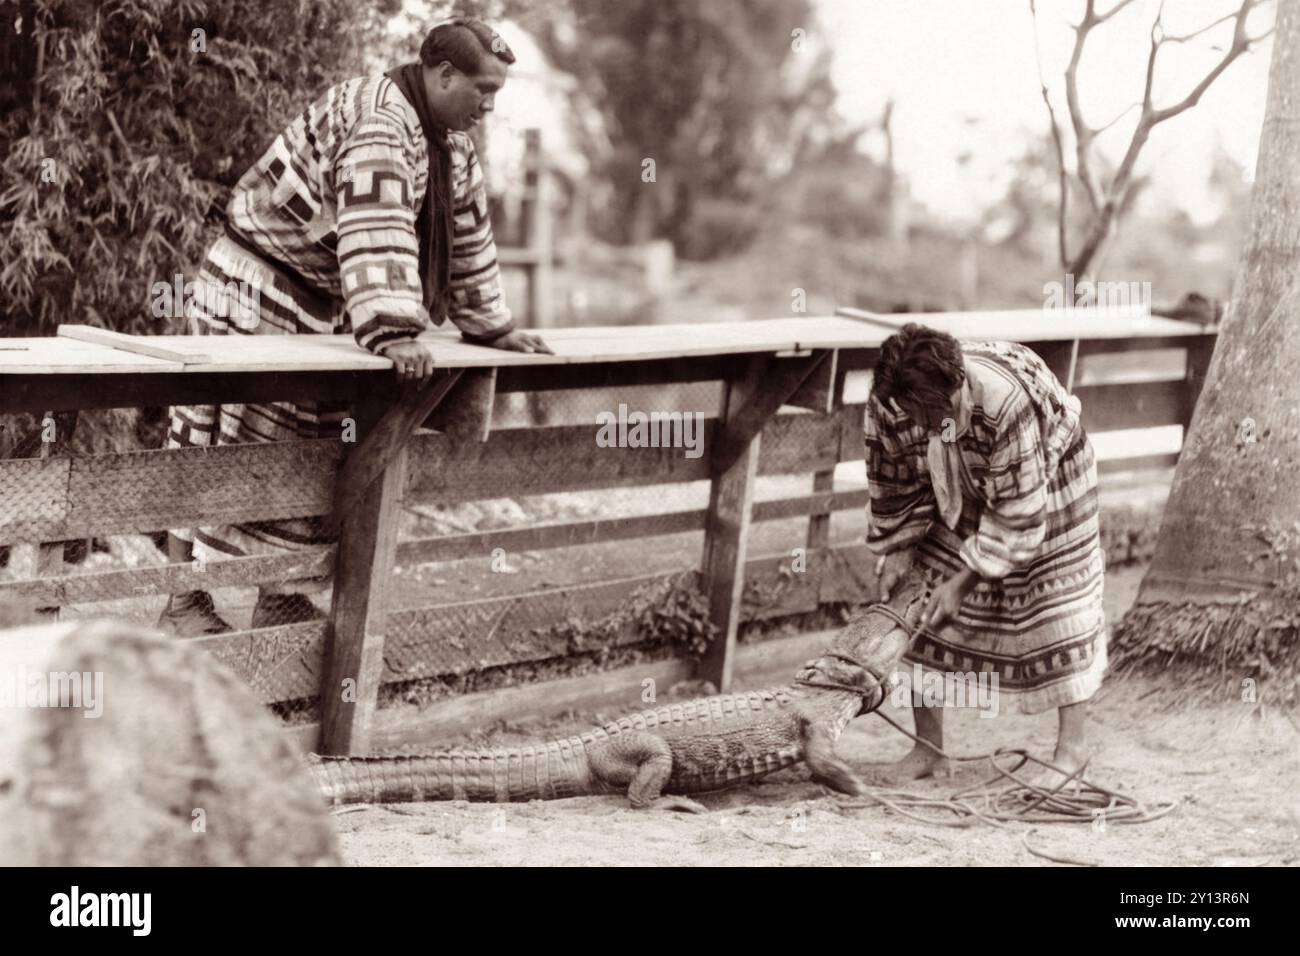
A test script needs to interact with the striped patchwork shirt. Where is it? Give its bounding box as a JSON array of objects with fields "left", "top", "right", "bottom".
[
  {"left": 225, "top": 73, "right": 514, "bottom": 353},
  {"left": 864, "top": 341, "right": 1085, "bottom": 579}
]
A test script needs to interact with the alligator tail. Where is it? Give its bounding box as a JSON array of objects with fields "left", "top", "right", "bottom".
[{"left": 310, "top": 737, "right": 593, "bottom": 805}]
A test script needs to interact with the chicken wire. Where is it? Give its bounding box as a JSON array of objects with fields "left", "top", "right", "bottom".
[{"left": 0, "top": 382, "right": 861, "bottom": 696}]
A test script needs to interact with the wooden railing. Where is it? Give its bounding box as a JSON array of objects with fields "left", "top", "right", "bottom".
[{"left": 0, "top": 310, "right": 1217, "bottom": 751}]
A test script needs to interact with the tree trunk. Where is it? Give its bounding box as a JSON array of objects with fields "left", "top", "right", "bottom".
[
  {"left": 1067, "top": 203, "right": 1118, "bottom": 282},
  {"left": 1113, "top": 0, "right": 1300, "bottom": 693}
]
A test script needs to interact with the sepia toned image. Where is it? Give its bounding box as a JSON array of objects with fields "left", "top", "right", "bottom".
[{"left": 0, "top": 0, "right": 1294, "bottom": 906}]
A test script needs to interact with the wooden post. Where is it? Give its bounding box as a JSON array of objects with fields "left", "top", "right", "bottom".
[
  {"left": 9, "top": 411, "right": 78, "bottom": 618},
  {"left": 1181, "top": 334, "right": 1218, "bottom": 432},
  {"left": 698, "top": 352, "right": 827, "bottom": 691},
  {"left": 1028, "top": 340, "right": 1077, "bottom": 389},
  {"left": 804, "top": 361, "right": 847, "bottom": 554},
  {"left": 516, "top": 129, "right": 554, "bottom": 331},
  {"left": 317, "top": 371, "right": 465, "bottom": 755}
]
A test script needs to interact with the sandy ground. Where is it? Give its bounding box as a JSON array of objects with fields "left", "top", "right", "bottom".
[{"left": 334, "top": 563, "right": 1300, "bottom": 866}]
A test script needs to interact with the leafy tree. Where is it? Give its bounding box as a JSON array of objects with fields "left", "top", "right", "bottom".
[{"left": 1, "top": 0, "right": 398, "bottom": 337}]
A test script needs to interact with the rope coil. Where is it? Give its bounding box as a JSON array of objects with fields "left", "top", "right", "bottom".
[{"left": 797, "top": 594, "right": 1179, "bottom": 864}]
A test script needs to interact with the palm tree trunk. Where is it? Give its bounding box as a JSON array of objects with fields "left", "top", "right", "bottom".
[{"left": 1113, "top": 0, "right": 1300, "bottom": 691}]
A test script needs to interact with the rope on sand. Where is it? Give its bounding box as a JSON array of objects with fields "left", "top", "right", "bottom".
[{"left": 836, "top": 709, "right": 1179, "bottom": 866}]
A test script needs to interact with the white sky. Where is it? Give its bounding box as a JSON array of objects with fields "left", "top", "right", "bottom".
[{"left": 818, "top": 0, "right": 1274, "bottom": 224}]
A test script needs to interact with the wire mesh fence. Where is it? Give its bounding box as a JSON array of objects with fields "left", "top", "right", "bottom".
[{"left": 0, "top": 379, "right": 871, "bottom": 702}]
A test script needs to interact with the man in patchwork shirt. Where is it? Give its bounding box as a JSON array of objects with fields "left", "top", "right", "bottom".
[{"left": 159, "top": 19, "right": 550, "bottom": 634}]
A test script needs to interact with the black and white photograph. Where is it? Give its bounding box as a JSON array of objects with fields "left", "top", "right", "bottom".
[{"left": 0, "top": 0, "right": 1295, "bottom": 899}]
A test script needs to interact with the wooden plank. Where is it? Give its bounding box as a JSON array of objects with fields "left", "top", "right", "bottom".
[
  {"left": 1075, "top": 380, "right": 1185, "bottom": 432},
  {"left": 494, "top": 355, "right": 732, "bottom": 394},
  {"left": 756, "top": 407, "right": 845, "bottom": 474},
  {"left": 405, "top": 405, "right": 848, "bottom": 504},
  {"left": 5, "top": 319, "right": 887, "bottom": 377},
  {"left": 838, "top": 305, "right": 1200, "bottom": 340},
  {"left": 0, "top": 337, "right": 181, "bottom": 373},
  {"left": 0, "top": 548, "right": 334, "bottom": 606},
  {"left": 318, "top": 396, "right": 411, "bottom": 755},
  {"left": 0, "top": 441, "right": 336, "bottom": 541},
  {"left": 2, "top": 351, "right": 891, "bottom": 413},
  {"left": 850, "top": 308, "right": 1206, "bottom": 342},
  {"left": 1075, "top": 348, "right": 1187, "bottom": 386},
  {"left": 834, "top": 306, "right": 901, "bottom": 330},
  {"left": 759, "top": 488, "right": 869, "bottom": 522},
  {"left": 1076, "top": 334, "right": 1212, "bottom": 356},
  {"left": 57, "top": 324, "right": 209, "bottom": 364},
  {"left": 1097, "top": 452, "right": 1181, "bottom": 475},
  {"left": 4, "top": 315, "right": 1215, "bottom": 380},
  {"left": 66, "top": 440, "right": 339, "bottom": 537},
  {"left": 377, "top": 582, "right": 656, "bottom": 683},
  {"left": 5, "top": 358, "right": 727, "bottom": 412},
  {"left": 405, "top": 417, "right": 708, "bottom": 501},
  {"left": 0, "top": 408, "right": 857, "bottom": 542},
  {"left": 200, "top": 576, "right": 660, "bottom": 702},
  {"left": 0, "top": 369, "right": 394, "bottom": 414}
]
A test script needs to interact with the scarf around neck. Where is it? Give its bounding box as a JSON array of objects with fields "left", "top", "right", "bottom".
[
  {"left": 926, "top": 379, "right": 973, "bottom": 530},
  {"left": 386, "top": 62, "right": 454, "bottom": 324}
]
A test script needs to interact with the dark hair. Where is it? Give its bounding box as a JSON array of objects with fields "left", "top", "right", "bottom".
[
  {"left": 420, "top": 18, "right": 516, "bottom": 74},
  {"left": 871, "top": 323, "right": 965, "bottom": 413}
]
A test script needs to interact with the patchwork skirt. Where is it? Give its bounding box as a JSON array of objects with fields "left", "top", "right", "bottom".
[
  {"left": 902, "top": 431, "right": 1107, "bottom": 714},
  {"left": 165, "top": 231, "right": 351, "bottom": 593}
]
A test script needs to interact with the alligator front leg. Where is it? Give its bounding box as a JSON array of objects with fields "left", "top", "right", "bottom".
[
  {"left": 586, "top": 734, "right": 707, "bottom": 812},
  {"left": 801, "top": 718, "right": 866, "bottom": 796}
]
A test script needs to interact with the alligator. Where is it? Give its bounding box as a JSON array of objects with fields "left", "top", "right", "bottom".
[{"left": 309, "top": 569, "right": 928, "bottom": 811}]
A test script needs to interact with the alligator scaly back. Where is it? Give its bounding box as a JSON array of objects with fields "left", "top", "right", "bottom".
[
  {"left": 310, "top": 568, "right": 930, "bottom": 809},
  {"left": 311, "top": 688, "right": 826, "bottom": 808}
]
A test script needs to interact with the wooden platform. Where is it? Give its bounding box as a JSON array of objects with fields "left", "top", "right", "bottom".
[
  {"left": 0, "top": 312, "right": 1208, "bottom": 376},
  {"left": 834, "top": 305, "right": 1207, "bottom": 343}
]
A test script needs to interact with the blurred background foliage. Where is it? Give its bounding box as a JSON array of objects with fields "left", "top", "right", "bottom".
[{"left": 0, "top": 0, "right": 399, "bottom": 336}]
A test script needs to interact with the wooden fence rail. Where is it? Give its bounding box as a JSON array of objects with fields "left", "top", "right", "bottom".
[{"left": 0, "top": 311, "right": 1218, "bottom": 752}]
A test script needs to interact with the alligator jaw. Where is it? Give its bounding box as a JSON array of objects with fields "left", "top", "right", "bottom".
[{"left": 793, "top": 567, "right": 927, "bottom": 714}]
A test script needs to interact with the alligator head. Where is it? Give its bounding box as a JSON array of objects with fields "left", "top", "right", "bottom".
[{"left": 793, "top": 565, "right": 929, "bottom": 711}]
